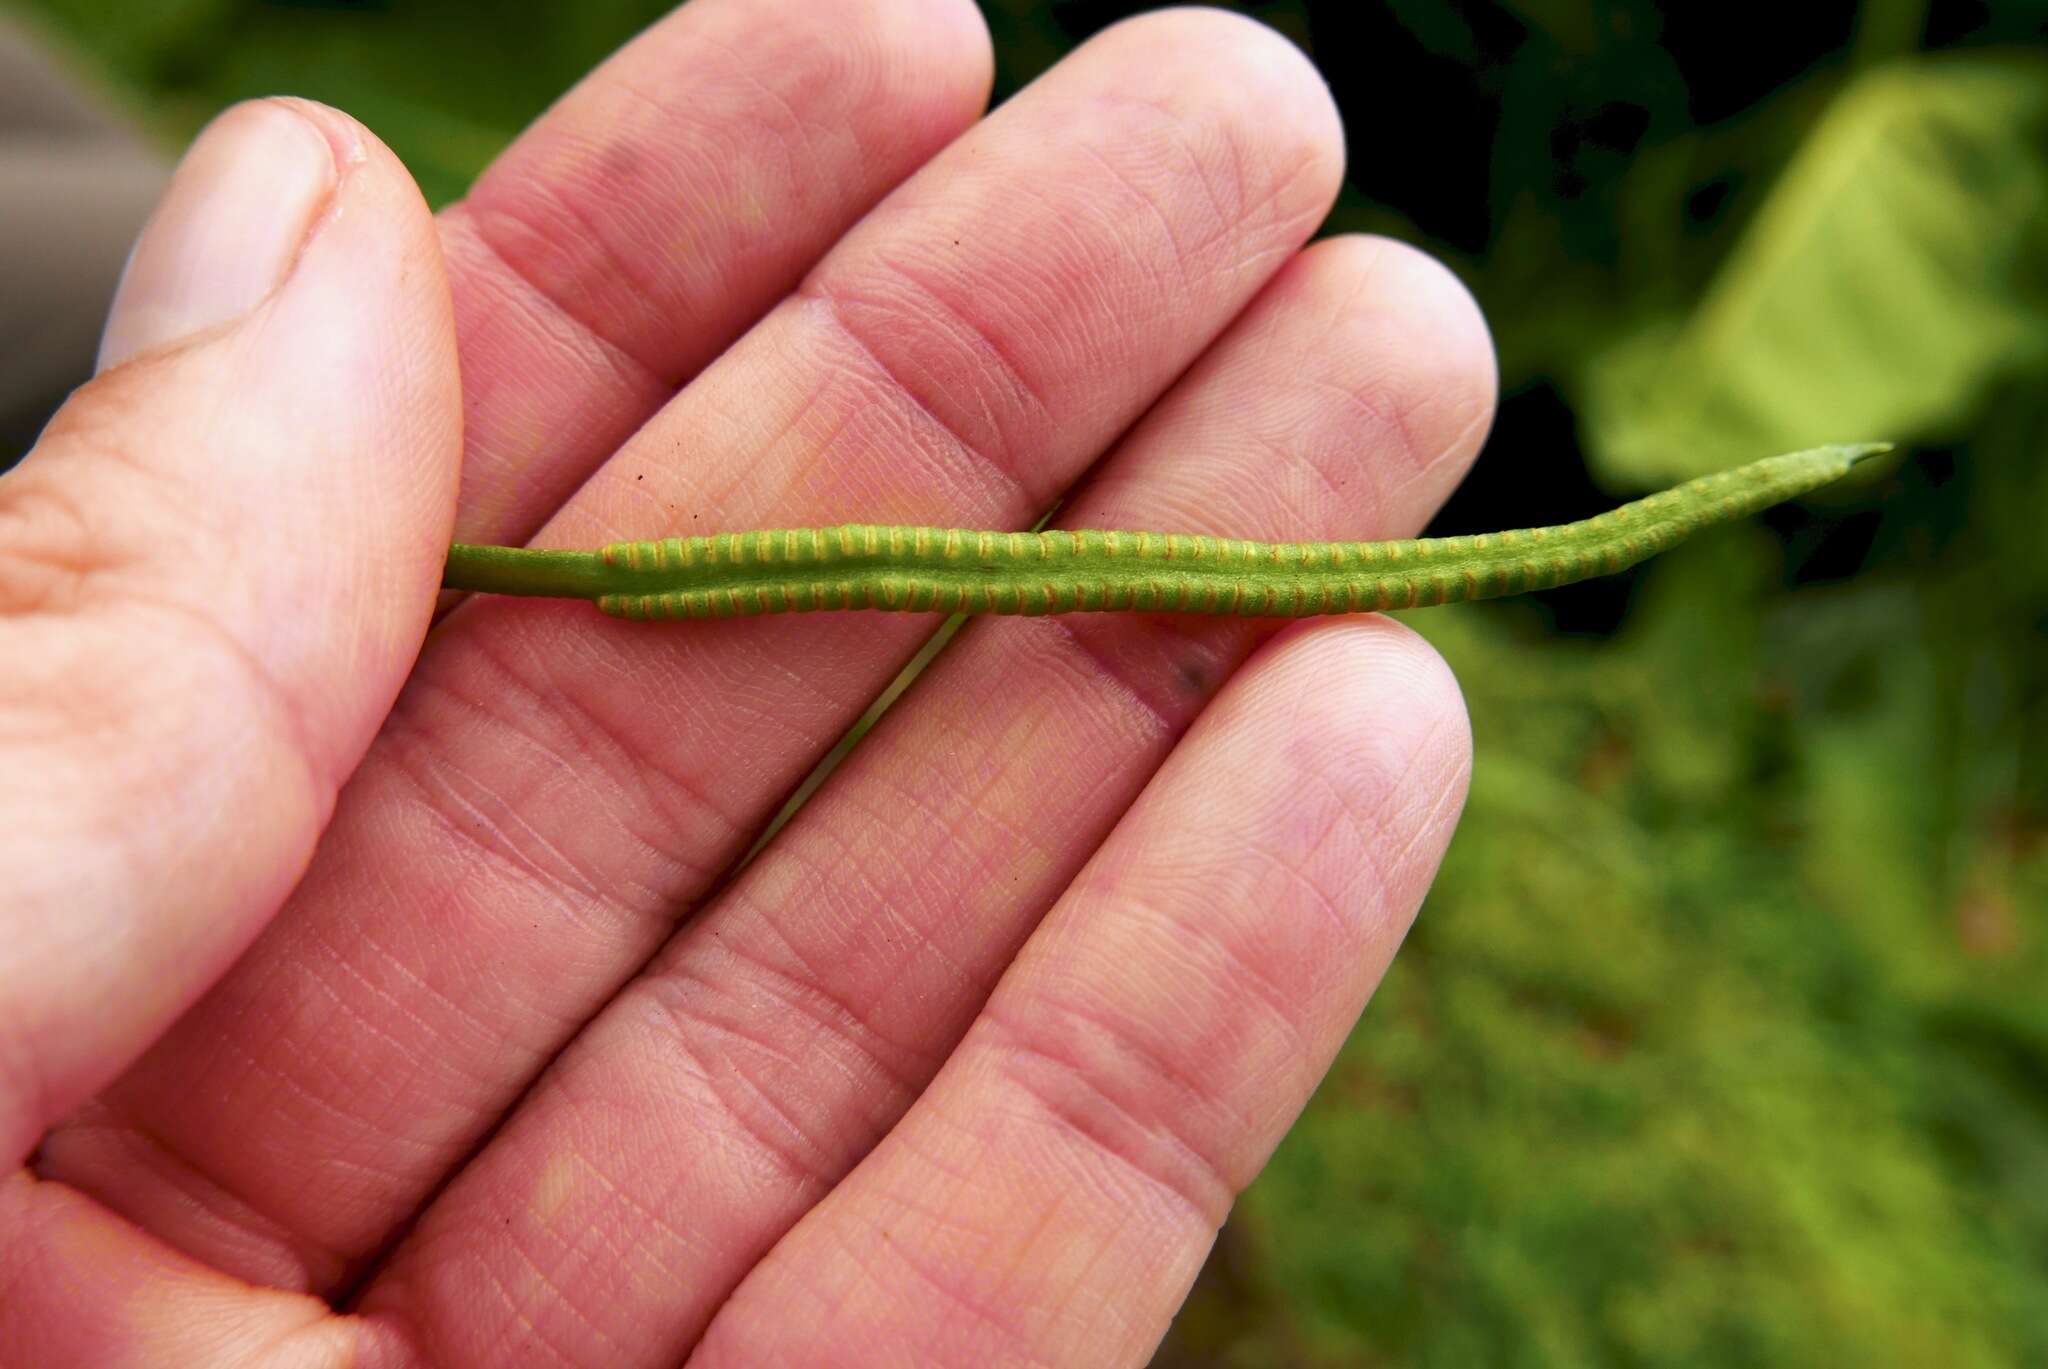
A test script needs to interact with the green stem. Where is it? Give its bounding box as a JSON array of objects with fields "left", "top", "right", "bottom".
[{"left": 442, "top": 544, "right": 613, "bottom": 599}]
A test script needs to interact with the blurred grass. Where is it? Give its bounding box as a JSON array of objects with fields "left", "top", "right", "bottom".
[{"left": 13, "top": 0, "right": 2047, "bottom": 1363}]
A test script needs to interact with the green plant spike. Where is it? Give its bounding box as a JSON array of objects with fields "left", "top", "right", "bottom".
[{"left": 441, "top": 443, "right": 1888, "bottom": 619}]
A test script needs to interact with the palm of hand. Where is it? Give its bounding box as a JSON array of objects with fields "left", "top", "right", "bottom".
[{"left": 2, "top": 2, "right": 1489, "bottom": 1364}]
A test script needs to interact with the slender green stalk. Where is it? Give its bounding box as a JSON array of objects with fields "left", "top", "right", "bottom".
[{"left": 442, "top": 444, "right": 1887, "bottom": 620}]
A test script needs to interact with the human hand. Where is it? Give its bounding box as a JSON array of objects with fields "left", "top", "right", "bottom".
[{"left": 2, "top": 3, "right": 1493, "bottom": 1364}]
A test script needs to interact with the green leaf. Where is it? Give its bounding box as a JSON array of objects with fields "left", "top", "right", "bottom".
[{"left": 1583, "top": 56, "right": 2048, "bottom": 486}]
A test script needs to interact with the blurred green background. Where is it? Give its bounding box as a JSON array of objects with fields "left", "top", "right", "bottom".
[{"left": 11, "top": 0, "right": 2046, "bottom": 1363}]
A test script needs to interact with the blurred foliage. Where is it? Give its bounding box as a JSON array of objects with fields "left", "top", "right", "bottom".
[
  {"left": 14, "top": 0, "right": 2047, "bottom": 1364},
  {"left": 1586, "top": 54, "right": 2048, "bottom": 482}
]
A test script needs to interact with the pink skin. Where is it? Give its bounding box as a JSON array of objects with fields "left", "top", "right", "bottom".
[{"left": 2, "top": 1, "right": 1493, "bottom": 1365}]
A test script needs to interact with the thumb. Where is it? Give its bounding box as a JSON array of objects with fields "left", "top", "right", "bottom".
[{"left": 0, "top": 98, "right": 460, "bottom": 1166}]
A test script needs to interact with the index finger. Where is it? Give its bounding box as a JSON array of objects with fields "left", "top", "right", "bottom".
[{"left": 436, "top": 0, "right": 994, "bottom": 547}]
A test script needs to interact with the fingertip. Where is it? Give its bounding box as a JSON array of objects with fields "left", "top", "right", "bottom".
[
  {"left": 1087, "top": 6, "right": 1346, "bottom": 221},
  {"left": 1294, "top": 234, "right": 1498, "bottom": 496},
  {"left": 1268, "top": 612, "right": 1469, "bottom": 735},
  {"left": 1300, "top": 234, "right": 1494, "bottom": 388},
  {"left": 1357, "top": 235, "right": 1498, "bottom": 457},
  {"left": 257, "top": 96, "right": 367, "bottom": 173},
  {"left": 1232, "top": 614, "right": 1473, "bottom": 870},
  {"left": 95, "top": 98, "right": 340, "bottom": 373},
  {"left": 865, "top": 0, "right": 996, "bottom": 116}
]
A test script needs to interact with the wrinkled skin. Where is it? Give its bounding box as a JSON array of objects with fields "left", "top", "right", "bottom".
[{"left": 0, "top": 2, "right": 1493, "bottom": 1364}]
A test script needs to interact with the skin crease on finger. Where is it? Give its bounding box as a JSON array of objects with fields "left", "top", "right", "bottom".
[{"left": 0, "top": 8, "right": 1536, "bottom": 1369}]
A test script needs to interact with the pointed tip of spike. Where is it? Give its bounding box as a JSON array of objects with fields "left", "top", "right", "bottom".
[
  {"left": 1777, "top": 442, "right": 1893, "bottom": 485},
  {"left": 1733, "top": 444, "right": 1894, "bottom": 507}
]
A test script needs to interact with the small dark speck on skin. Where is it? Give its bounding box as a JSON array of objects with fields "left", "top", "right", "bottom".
[
  {"left": 637, "top": 473, "right": 643, "bottom": 481},
  {"left": 1178, "top": 659, "right": 1210, "bottom": 693},
  {"left": 603, "top": 140, "right": 642, "bottom": 184}
]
